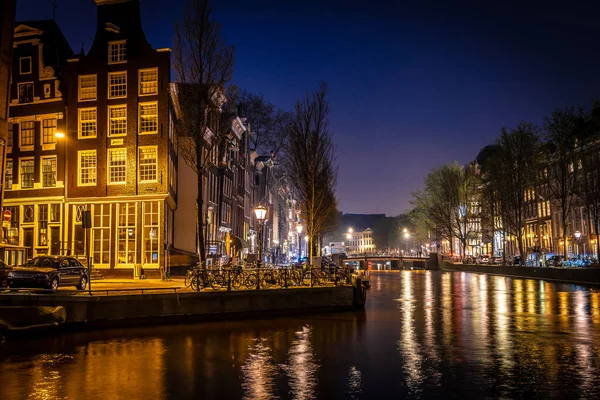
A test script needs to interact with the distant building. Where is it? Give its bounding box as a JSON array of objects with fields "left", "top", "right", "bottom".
[{"left": 346, "top": 227, "right": 375, "bottom": 255}]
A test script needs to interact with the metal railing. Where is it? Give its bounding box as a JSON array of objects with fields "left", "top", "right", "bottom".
[{"left": 183, "top": 266, "right": 354, "bottom": 291}]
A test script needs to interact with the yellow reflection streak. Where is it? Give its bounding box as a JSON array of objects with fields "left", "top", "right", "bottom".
[
  {"left": 241, "top": 339, "right": 277, "bottom": 400},
  {"left": 398, "top": 271, "right": 423, "bottom": 391},
  {"left": 284, "top": 326, "right": 319, "bottom": 400}
]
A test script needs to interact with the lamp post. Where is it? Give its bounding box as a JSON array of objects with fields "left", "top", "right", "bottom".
[
  {"left": 254, "top": 205, "right": 267, "bottom": 268},
  {"left": 296, "top": 224, "right": 303, "bottom": 258}
]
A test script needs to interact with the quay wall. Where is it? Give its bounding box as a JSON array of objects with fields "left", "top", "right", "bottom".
[
  {"left": 0, "top": 286, "right": 356, "bottom": 328},
  {"left": 441, "top": 260, "right": 600, "bottom": 285}
]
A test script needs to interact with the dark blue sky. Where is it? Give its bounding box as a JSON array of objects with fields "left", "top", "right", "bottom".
[{"left": 16, "top": 0, "right": 600, "bottom": 216}]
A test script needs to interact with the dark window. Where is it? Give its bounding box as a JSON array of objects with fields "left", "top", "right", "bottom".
[
  {"left": 18, "top": 83, "right": 33, "bottom": 103},
  {"left": 7, "top": 124, "right": 13, "bottom": 147}
]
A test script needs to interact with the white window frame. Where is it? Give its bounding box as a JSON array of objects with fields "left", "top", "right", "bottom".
[
  {"left": 116, "top": 202, "right": 137, "bottom": 267},
  {"left": 108, "top": 40, "right": 127, "bottom": 64},
  {"left": 139, "top": 102, "right": 158, "bottom": 135},
  {"left": 138, "top": 146, "right": 158, "bottom": 183},
  {"left": 79, "top": 107, "right": 97, "bottom": 139},
  {"left": 78, "top": 74, "right": 97, "bottom": 101},
  {"left": 139, "top": 68, "right": 158, "bottom": 96},
  {"left": 19, "top": 157, "right": 35, "bottom": 189},
  {"left": 19, "top": 120, "right": 35, "bottom": 150},
  {"left": 108, "top": 71, "right": 127, "bottom": 99},
  {"left": 108, "top": 148, "right": 127, "bottom": 185},
  {"left": 78, "top": 150, "right": 97, "bottom": 186},
  {"left": 40, "top": 156, "right": 58, "bottom": 188},
  {"left": 19, "top": 57, "right": 32, "bottom": 74},
  {"left": 41, "top": 118, "right": 57, "bottom": 145},
  {"left": 108, "top": 104, "right": 127, "bottom": 137},
  {"left": 5, "top": 159, "right": 13, "bottom": 191},
  {"left": 91, "top": 204, "right": 111, "bottom": 267}
]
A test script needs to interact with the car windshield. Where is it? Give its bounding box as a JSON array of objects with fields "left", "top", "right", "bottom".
[{"left": 24, "top": 257, "right": 59, "bottom": 269}]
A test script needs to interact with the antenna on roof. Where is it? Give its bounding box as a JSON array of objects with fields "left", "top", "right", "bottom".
[{"left": 52, "top": 0, "right": 58, "bottom": 20}]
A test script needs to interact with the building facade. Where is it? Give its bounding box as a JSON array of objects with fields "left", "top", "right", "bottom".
[
  {"left": 4, "top": 19, "right": 72, "bottom": 261},
  {"left": 64, "top": 0, "right": 174, "bottom": 274}
]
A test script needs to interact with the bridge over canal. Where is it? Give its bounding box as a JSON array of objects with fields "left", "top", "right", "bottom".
[{"left": 342, "top": 255, "right": 434, "bottom": 270}]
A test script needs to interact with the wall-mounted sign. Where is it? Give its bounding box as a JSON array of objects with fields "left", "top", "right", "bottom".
[{"left": 111, "top": 138, "right": 124, "bottom": 146}]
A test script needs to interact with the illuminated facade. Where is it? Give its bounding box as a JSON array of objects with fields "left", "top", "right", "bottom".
[{"left": 347, "top": 228, "right": 375, "bottom": 255}]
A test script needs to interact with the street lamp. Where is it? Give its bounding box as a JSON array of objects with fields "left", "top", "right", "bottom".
[
  {"left": 296, "top": 224, "right": 303, "bottom": 258},
  {"left": 254, "top": 205, "right": 267, "bottom": 267},
  {"left": 575, "top": 230, "right": 582, "bottom": 258}
]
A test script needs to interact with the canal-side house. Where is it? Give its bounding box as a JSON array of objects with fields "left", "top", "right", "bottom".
[
  {"left": 64, "top": 0, "right": 175, "bottom": 276},
  {"left": 0, "top": 0, "right": 16, "bottom": 214},
  {"left": 3, "top": 19, "right": 72, "bottom": 261}
]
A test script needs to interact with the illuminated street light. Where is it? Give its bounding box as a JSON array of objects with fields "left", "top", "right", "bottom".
[
  {"left": 254, "top": 205, "right": 267, "bottom": 268},
  {"left": 296, "top": 224, "right": 303, "bottom": 234},
  {"left": 55, "top": 131, "right": 65, "bottom": 139}
]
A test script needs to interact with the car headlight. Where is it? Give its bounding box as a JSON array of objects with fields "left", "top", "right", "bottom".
[{"left": 7, "top": 272, "right": 14, "bottom": 278}]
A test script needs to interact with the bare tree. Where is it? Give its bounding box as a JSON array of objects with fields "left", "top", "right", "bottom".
[
  {"left": 493, "top": 122, "right": 541, "bottom": 261},
  {"left": 238, "top": 90, "right": 293, "bottom": 158},
  {"left": 543, "top": 107, "right": 588, "bottom": 259},
  {"left": 172, "top": 0, "right": 234, "bottom": 265},
  {"left": 286, "top": 82, "right": 338, "bottom": 264},
  {"left": 410, "top": 162, "right": 479, "bottom": 258}
]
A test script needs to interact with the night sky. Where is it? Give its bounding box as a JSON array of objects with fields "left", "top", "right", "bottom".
[{"left": 16, "top": 0, "right": 600, "bottom": 216}]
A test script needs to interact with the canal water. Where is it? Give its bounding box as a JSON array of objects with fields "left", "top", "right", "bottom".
[{"left": 1, "top": 271, "right": 600, "bottom": 399}]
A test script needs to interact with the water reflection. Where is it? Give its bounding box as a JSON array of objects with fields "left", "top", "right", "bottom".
[{"left": 1, "top": 272, "right": 600, "bottom": 399}]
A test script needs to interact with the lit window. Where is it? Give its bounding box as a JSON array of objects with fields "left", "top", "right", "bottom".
[
  {"left": 41, "top": 157, "right": 57, "bottom": 187},
  {"left": 108, "top": 105, "right": 127, "bottom": 136},
  {"left": 20, "top": 159, "right": 34, "bottom": 188},
  {"left": 42, "top": 118, "right": 57, "bottom": 144},
  {"left": 143, "top": 201, "right": 159, "bottom": 264},
  {"left": 18, "top": 83, "right": 33, "bottom": 103},
  {"left": 78, "top": 150, "right": 97, "bottom": 186},
  {"left": 117, "top": 203, "right": 136, "bottom": 264},
  {"left": 20, "top": 121, "right": 35, "bottom": 147},
  {"left": 108, "top": 71, "right": 127, "bottom": 98},
  {"left": 5, "top": 160, "right": 12, "bottom": 190},
  {"left": 79, "top": 75, "right": 97, "bottom": 101},
  {"left": 79, "top": 108, "right": 97, "bottom": 138},
  {"left": 139, "top": 102, "right": 158, "bottom": 134},
  {"left": 108, "top": 41, "right": 126, "bottom": 64},
  {"left": 139, "top": 147, "right": 157, "bottom": 182},
  {"left": 92, "top": 204, "right": 111, "bottom": 265},
  {"left": 20, "top": 57, "right": 31, "bottom": 74},
  {"left": 108, "top": 148, "right": 127, "bottom": 184},
  {"left": 38, "top": 204, "right": 48, "bottom": 246},
  {"left": 139, "top": 68, "right": 158, "bottom": 95}
]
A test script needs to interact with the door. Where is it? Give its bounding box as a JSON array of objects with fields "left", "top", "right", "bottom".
[
  {"left": 50, "top": 227, "right": 60, "bottom": 255},
  {"left": 23, "top": 228, "right": 33, "bottom": 261}
]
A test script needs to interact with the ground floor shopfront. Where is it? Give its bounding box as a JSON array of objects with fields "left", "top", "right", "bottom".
[{"left": 2, "top": 195, "right": 174, "bottom": 273}]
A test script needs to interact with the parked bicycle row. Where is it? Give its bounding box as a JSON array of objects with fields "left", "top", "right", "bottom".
[{"left": 183, "top": 266, "right": 354, "bottom": 291}]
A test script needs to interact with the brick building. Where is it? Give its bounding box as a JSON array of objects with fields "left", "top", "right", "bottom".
[
  {"left": 63, "top": 0, "right": 175, "bottom": 274},
  {"left": 4, "top": 19, "right": 72, "bottom": 261}
]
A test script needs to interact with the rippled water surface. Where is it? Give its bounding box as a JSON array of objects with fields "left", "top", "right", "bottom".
[{"left": 2, "top": 271, "right": 600, "bottom": 399}]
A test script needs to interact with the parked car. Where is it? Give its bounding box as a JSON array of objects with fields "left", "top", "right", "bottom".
[
  {"left": 491, "top": 256, "right": 504, "bottom": 265},
  {"left": 0, "top": 260, "right": 13, "bottom": 288},
  {"left": 477, "top": 255, "right": 490, "bottom": 264},
  {"left": 7, "top": 256, "right": 88, "bottom": 292},
  {"left": 546, "top": 255, "right": 564, "bottom": 267}
]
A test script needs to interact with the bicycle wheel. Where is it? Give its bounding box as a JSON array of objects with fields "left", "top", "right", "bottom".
[
  {"left": 231, "top": 273, "right": 243, "bottom": 290},
  {"left": 190, "top": 274, "right": 200, "bottom": 291},
  {"left": 300, "top": 271, "right": 312, "bottom": 286},
  {"left": 245, "top": 273, "right": 258, "bottom": 289},
  {"left": 262, "top": 271, "right": 275, "bottom": 288},
  {"left": 210, "top": 273, "right": 225, "bottom": 290}
]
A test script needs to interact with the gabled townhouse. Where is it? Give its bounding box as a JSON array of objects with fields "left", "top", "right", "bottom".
[
  {"left": 64, "top": 0, "right": 175, "bottom": 275},
  {"left": 4, "top": 19, "right": 72, "bottom": 261}
]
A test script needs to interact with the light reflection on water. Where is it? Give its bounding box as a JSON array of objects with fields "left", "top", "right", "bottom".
[{"left": 1, "top": 271, "right": 600, "bottom": 399}]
